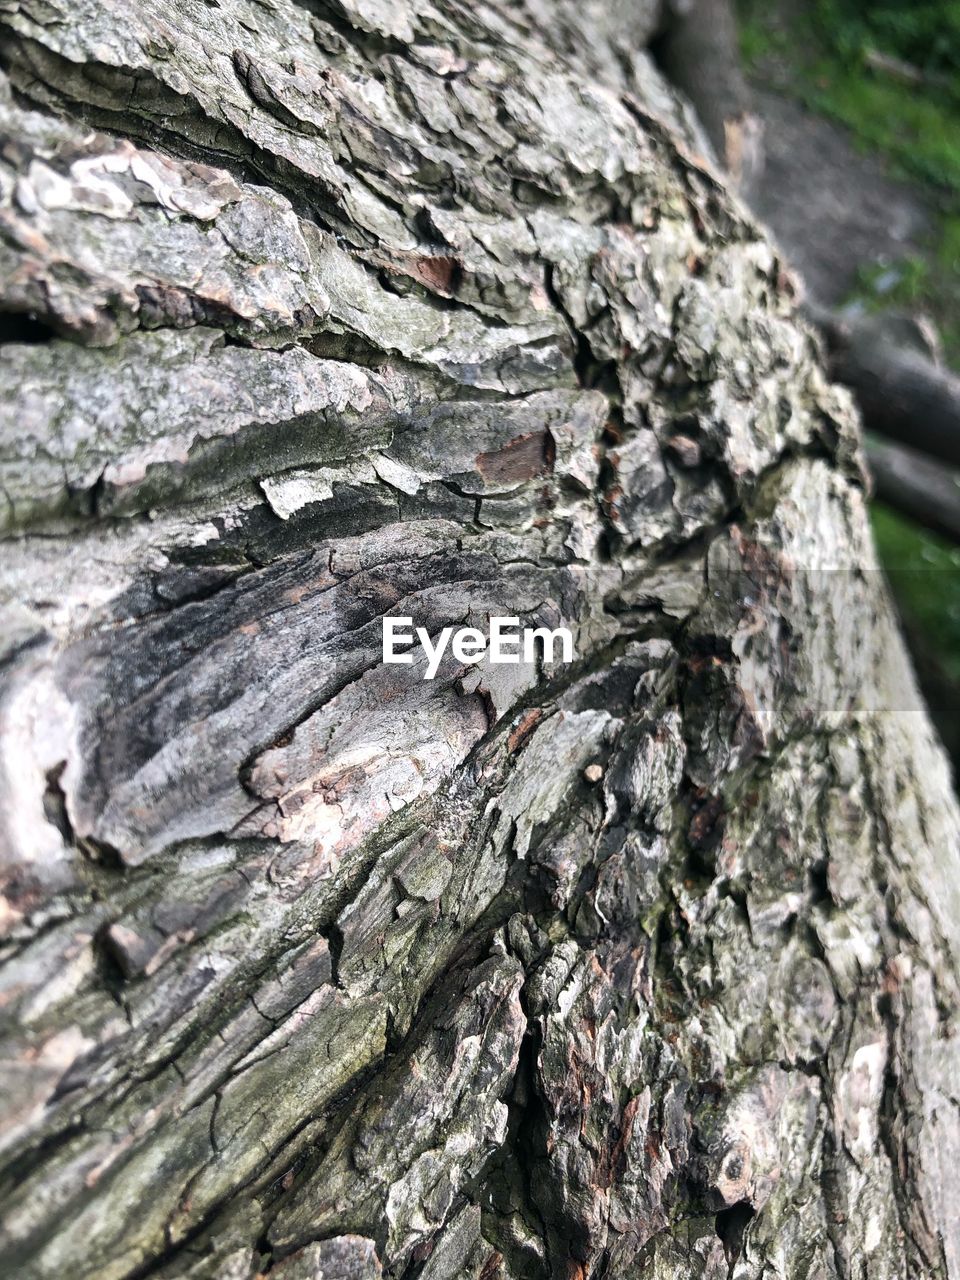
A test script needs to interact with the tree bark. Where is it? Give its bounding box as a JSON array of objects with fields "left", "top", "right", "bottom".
[{"left": 0, "top": 3, "right": 958, "bottom": 1279}]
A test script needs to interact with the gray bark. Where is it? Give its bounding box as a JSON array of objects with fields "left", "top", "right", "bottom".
[{"left": 0, "top": 3, "right": 958, "bottom": 1279}]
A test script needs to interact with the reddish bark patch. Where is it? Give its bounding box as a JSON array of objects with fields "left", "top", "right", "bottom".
[
  {"left": 478, "top": 1251, "right": 505, "bottom": 1280},
  {"left": 605, "top": 1092, "right": 641, "bottom": 1187},
  {"left": 410, "top": 1239, "right": 435, "bottom": 1265},
  {"left": 476, "top": 431, "right": 552, "bottom": 487},
  {"left": 665, "top": 433, "right": 702, "bottom": 468},
  {"left": 414, "top": 254, "right": 461, "bottom": 294},
  {"left": 508, "top": 707, "right": 544, "bottom": 752},
  {"left": 368, "top": 249, "right": 463, "bottom": 297},
  {"left": 688, "top": 790, "right": 726, "bottom": 853}
]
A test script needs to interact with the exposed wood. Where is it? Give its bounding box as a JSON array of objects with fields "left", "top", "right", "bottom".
[{"left": 0, "top": 3, "right": 958, "bottom": 1279}]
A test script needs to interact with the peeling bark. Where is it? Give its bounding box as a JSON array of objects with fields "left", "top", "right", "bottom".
[{"left": 0, "top": 3, "right": 958, "bottom": 1279}]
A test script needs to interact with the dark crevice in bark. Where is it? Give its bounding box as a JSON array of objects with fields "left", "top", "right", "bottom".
[
  {"left": 0, "top": 309, "right": 56, "bottom": 346},
  {"left": 76, "top": 833, "right": 125, "bottom": 870},
  {"left": 41, "top": 763, "right": 73, "bottom": 847},
  {"left": 289, "top": 0, "right": 413, "bottom": 58},
  {"left": 716, "top": 1200, "right": 756, "bottom": 1272}
]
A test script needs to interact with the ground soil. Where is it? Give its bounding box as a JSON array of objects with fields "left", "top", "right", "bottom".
[{"left": 750, "top": 84, "right": 932, "bottom": 306}]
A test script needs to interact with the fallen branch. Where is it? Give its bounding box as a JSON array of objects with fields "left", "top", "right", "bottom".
[
  {"left": 864, "top": 46, "right": 954, "bottom": 93},
  {"left": 810, "top": 305, "right": 960, "bottom": 471},
  {"left": 866, "top": 434, "right": 960, "bottom": 544}
]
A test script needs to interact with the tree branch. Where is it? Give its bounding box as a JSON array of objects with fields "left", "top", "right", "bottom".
[
  {"left": 812, "top": 305, "right": 960, "bottom": 471},
  {"left": 866, "top": 435, "right": 960, "bottom": 544}
]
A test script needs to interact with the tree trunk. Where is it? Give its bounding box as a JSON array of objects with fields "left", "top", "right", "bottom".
[
  {"left": 656, "top": 0, "right": 764, "bottom": 196},
  {"left": 0, "top": 3, "right": 958, "bottom": 1279}
]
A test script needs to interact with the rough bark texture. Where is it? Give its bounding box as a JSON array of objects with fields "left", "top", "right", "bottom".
[{"left": 0, "top": 3, "right": 959, "bottom": 1279}]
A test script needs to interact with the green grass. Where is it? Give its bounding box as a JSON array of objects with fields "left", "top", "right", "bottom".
[
  {"left": 811, "top": 0, "right": 960, "bottom": 80},
  {"left": 738, "top": 15, "right": 781, "bottom": 67},
  {"left": 739, "top": 0, "right": 960, "bottom": 194},
  {"left": 801, "top": 14, "right": 960, "bottom": 360},
  {"left": 850, "top": 225, "right": 960, "bottom": 362},
  {"left": 805, "top": 66, "right": 960, "bottom": 193},
  {"left": 740, "top": 0, "right": 960, "bottom": 361},
  {"left": 871, "top": 506, "right": 960, "bottom": 684},
  {"left": 738, "top": 9, "right": 788, "bottom": 70},
  {"left": 742, "top": 0, "right": 960, "bottom": 190},
  {"left": 738, "top": 0, "right": 960, "bottom": 349}
]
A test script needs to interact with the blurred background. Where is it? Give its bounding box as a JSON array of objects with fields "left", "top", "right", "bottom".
[{"left": 668, "top": 0, "right": 960, "bottom": 766}]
